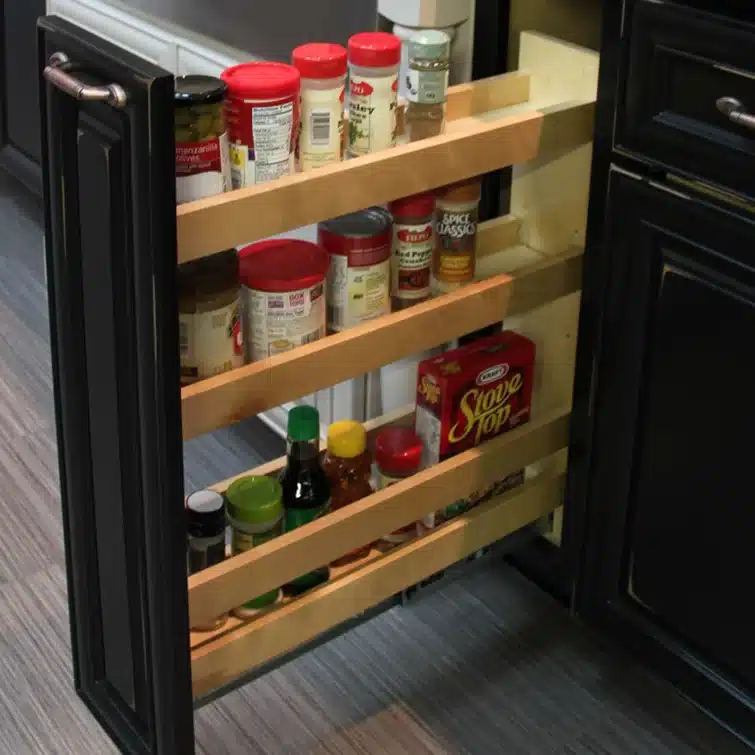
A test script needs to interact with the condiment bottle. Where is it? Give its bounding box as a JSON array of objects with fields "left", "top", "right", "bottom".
[
  {"left": 405, "top": 30, "right": 451, "bottom": 142},
  {"left": 375, "top": 428, "right": 424, "bottom": 547},
  {"left": 279, "top": 406, "right": 331, "bottom": 595},
  {"left": 186, "top": 490, "right": 228, "bottom": 631},
  {"left": 389, "top": 194, "right": 435, "bottom": 309},
  {"left": 321, "top": 421, "right": 374, "bottom": 566},
  {"left": 347, "top": 32, "right": 401, "bottom": 157},
  {"left": 292, "top": 43, "right": 348, "bottom": 171},
  {"left": 225, "top": 476, "right": 284, "bottom": 617},
  {"left": 433, "top": 178, "right": 482, "bottom": 295}
]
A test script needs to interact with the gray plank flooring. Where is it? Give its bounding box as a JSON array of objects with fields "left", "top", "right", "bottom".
[{"left": 0, "top": 168, "right": 749, "bottom": 754}]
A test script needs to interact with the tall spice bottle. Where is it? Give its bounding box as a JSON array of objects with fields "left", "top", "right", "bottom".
[{"left": 405, "top": 30, "right": 451, "bottom": 142}]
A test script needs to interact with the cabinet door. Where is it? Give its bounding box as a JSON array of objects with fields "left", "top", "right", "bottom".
[
  {"left": 580, "top": 170, "right": 755, "bottom": 739},
  {"left": 39, "top": 16, "right": 193, "bottom": 755}
]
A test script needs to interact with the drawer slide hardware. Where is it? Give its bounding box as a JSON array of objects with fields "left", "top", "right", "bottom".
[{"left": 716, "top": 97, "right": 755, "bottom": 131}]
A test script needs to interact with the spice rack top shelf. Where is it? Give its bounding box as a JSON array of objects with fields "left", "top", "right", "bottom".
[{"left": 175, "top": 32, "right": 598, "bottom": 264}]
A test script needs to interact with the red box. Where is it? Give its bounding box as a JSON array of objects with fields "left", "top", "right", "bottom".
[{"left": 415, "top": 330, "right": 536, "bottom": 525}]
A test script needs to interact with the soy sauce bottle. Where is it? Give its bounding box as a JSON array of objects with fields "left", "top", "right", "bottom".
[{"left": 279, "top": 406, "right": 331, "bottom": 595}]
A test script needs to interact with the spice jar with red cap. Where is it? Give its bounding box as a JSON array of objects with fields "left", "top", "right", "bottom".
[
  {"left": 292, "top": 43, "right": 347, "bottom": 171},
  {"left": 389, "top": 193, "right": 436, "bottom": 310},
  {"left": 375, "top": 427, "right": 424, "bottom": 546},
  {"left": 347, "top": 32, "right": 402, "bottom": 157}
]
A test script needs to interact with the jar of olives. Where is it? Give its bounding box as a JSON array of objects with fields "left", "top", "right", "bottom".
[{"left": 174, "top": 75, "right": 232, "bottom": 204}]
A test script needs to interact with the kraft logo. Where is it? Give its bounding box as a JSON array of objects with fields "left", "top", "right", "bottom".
[{"left": 477, "top": 364, "right": 509, "bottom": 386}]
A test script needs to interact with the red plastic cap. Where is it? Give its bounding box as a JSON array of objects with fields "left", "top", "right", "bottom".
[
  {"left": 390, "top": 193, "right": 435, "bottom": 218},
  {"left": 239, "top": 240, "right": 329, "bottom": 292},
  {"left": 221, "top": 62, "right": 300, "bottom": 100},
  {"left": 375, "top": 428, "right": 423, "bottom": 476},
  {"left": 292, "top": 43, "right": 348, "bottom": 80},
  {"left": 348, "top": 32, "right": 402, "bottom": 68}
]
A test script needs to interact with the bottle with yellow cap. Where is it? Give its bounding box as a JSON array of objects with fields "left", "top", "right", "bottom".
[{"left": 321, "top": 420, "right": 374, "bottom": 566}]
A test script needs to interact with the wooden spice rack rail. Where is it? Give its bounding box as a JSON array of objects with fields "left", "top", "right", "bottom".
[{"left": 180, "top": 31, "right": 600, "bottom": 699}]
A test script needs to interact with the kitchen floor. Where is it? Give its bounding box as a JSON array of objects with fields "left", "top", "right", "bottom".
[{"left": 0, "top": 169, "right": 748, "bottom": 755}]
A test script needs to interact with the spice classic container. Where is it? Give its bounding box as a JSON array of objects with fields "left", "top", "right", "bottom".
[
  {"left": 292, "top": 43, "right": 347, "bottom": 171},
  {"left": 226, "top": 476, "right": 284, "bottom": 617},
  {"left": 318, "top": 208, "right": 392, "bottom": 332},
  {"left": 347, "top": 32, "right": 401, "bottom": 157},
  {"left": 174, "top": 75, "right": 232, "bottom": 204},
  {"left": 239, "top": 239, "right": 328, "bottom": 362},
  {"left": 389, "top": 193, "right": 435, "bottom": 309},
  {"left": 178, "top": 250, "right": 243, "bottom": 386},
  {"left": 433, "top": 178, "right": 482, "bottom": 294},
  {"left": 221, "top": 62, "right": 300, "bottom": 187}
]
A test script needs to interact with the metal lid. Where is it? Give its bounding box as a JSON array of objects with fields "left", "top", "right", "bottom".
[
  {"left": 318, "top": 207, "right": 392, "bottom": 239},
  {"left": 174, "top": 75, "right": 228, "bottom": 107},
  {"left": 408, "top": 30, "right": 452, "bottom": 61},
  {"left": 186, "top": 490, "right": 226, "bottom": 536}
]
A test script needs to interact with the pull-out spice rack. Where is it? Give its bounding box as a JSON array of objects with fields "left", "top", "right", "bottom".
[{"left": 182, "top": 31, "right": 599, "bottom": 699}]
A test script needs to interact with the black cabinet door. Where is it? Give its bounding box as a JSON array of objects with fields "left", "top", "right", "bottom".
[
  {"left": 580, "top": 170, "right": 755, "bottom": 742},
  {"left": 39, "top": 16, "right": 193, "bottom": 755}
]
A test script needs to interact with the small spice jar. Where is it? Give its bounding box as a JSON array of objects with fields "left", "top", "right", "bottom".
[
  {"left": 226, "top": 476, "right": 284, "bottom": 617},
  {"left": 186, "top": 489, "right": 228, "bottom": 631},
  {"left": 174, "top": 75, "right": 232, "bottom": 204},
  {"left": 347, "top": 32, "right": 401, "bottom": 157},
  {"left": 389, "top": 193, "right": 435, "bottom": 309},
  {"left": 178, "top": 249, "right": 243, "bottom": 386},
  {"left": 292, "top": 43, "right": 347, "bottom": 171},
  {"left": 321, "top": 421, "right": 374, "bottom": 566},
  {"left": 433, "top": 178, "right": 482, "bottom": 294},
  {"left": 375, "top": 428, "right": 424, "bottom": 546},
  {"left": 405, "top": 30, "right": 452, "bottom": 142}
]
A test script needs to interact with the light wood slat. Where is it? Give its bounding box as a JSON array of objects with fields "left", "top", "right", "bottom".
[
  {"left": 187, "top": 408, "right": 570, "bottom": 628},
  {"left": 176, "top": 110, "right": 542, "bottom": 262},
  {"left": 445, "top": 71, "right": 531, "bottom": 120},
  {"left": 190, "top": 467, "right": 566, "bottom": 697}
]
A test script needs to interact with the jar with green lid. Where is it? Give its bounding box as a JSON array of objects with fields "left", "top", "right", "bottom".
[
  {"left": 226, "top": 475, "right": 284, "bottom": 617},
  {"left": 178, "top": 249, "right": 243, "bottom": 386},
  {"left": 405, "top": 30, "right": 451, "bottom": 142},
  {"left": 174, "top": 75, "right": 232, "bottom": 204}
]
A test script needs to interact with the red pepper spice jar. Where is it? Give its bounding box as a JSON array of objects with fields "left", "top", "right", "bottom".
[
  {"left": 375, "top": 427, "right": 424, "bottom": 546},
  {"left": 389, "top": 193, "right": 435, "bottom": 310}
]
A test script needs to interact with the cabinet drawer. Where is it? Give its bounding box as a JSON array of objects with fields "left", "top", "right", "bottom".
[{"left": 618, "top": 0, "right": 755, "bottom": 198}]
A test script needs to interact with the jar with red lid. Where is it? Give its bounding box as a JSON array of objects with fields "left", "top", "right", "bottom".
[
  {"left": 389, "top": 193, "right": 435, "bottom": 310},
  {"left": 318, "top": 207, "right": 392, "bottom": 332},
  {"left": 238, "top": 239, "right": 328, "bottom": 362},
  {"left": 221, "top": 62, "right": 300, "bottom": 188},
  {"left": 292, "top": 43, "right": 347, "bottom": 171},
  {"left": 347, "top": 32, "right": 401, "bottom": 157},
  {"left": 375, "top": 427, "right": 424, "bottom": 546}
]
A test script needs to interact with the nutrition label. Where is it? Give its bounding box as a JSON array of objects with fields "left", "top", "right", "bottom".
[{"left": 327, "top": 256, "right": 390, "bottom": 331}]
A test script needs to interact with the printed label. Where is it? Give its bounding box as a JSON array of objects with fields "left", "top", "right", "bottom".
[
  {"left": 299, "top": 85, "right": 345, "bottom": 170},
  {"left": 392, "top": 222, "right": 433, "bottom": 300},
  {"left": 243, "top": 282, "right": 326, "bottom": 362},
  {"left": 378, "top": 472, "right": 417, "bottom": 542},
  {"left": 407, "top": 68, "right": 449, "bottom": 105},
  {"left": 347, "top": 73, "right": 398, "bottom": 156},
  {"left": 327, "top": 256, "right": 390, "bottom": 331},
  {"left": 179, "top": 298, "right": 243, "bottom": 385},
  {"left": 175, "top": 132, "right": 231, "bottom": 203},
  {"left": 232, "top": 523, "right": 282, "bottom": 608},
  {"left": 435, "top": 205, "right": 479, "bottom": 283}
]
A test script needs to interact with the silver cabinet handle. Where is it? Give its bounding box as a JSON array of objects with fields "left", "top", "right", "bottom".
[
  {"left": 43, "top": 52, "right": 127, "bottom": 109},
  {"left": 716, "top": 96, "right": 755, "bottom": 131}
]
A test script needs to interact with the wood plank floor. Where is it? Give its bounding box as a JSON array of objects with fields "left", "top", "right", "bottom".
[{"left": 0, "top": 168, "right": 749, "bottom": 754}]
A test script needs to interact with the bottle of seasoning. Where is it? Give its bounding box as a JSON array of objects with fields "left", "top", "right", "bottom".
[
  {"left": 405, "top": 30, "right": 451, "bottom": 142},
  {"left": 321, "top": 421, "right": 374, "bottom": 566},
  {"left": 347, "top": 32, "right": 402, "bottom": 157},
  {"left": 389, "top": 194, "right": 435, "bottom": 310},
  {"left": 279, "top": 406, "right": 331, "bottom": 595},
  {"left": 174, "top": 75, "right": 232, "bottom": 204},
  {"left": 433, "top": 178, "right": 482, "bottom": 295},
  {"left": 178, "top": 249, "right": 243, "bottom": 386},
  {"left": 292, "top": 43, "right": 348, "bottom": 171},
  {"left": 226, "top": 476, "right": 284, "bottom": 617},
  {"left": 186, "top": 489, "right": 228, "bottom": 631},
  {"left": 375, "top": 428, "right": 424, "bottom": 547}
]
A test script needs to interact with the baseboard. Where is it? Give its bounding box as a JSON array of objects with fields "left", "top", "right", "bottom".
[{"left": 0, "top": 144, "right": 42, "bottom": 197}]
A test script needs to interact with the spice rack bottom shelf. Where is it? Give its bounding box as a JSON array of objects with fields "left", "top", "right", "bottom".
[{"left": 189, "top": 466, "right": 566, "bottom": 699}]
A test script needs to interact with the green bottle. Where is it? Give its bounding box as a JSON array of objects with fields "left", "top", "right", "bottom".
[{"left": 279, "top": 406, "right": 331, "bottom": 595}]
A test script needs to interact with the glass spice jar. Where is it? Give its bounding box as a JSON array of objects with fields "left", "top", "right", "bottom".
[{"left": 405, "top": 30, "right": 451, "bottom": 142}]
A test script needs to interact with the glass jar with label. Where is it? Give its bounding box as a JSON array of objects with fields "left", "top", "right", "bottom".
[
  {"left": 226, "top": 475, "right": 284, "bottom": 618},
  {"left": 174, "top": 76, "right": 232, "bottom": 204},
  {"left": 178, "top": 250, "right": 243, "bottom": 386},
  {"left": 405, "top": 30, "right": 451, "bottom": 142}
]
